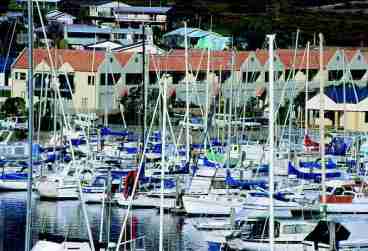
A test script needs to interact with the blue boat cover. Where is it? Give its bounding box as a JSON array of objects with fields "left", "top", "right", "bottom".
[
  {"left": 288, "top": 162, "right": 341, "bottom": 181},
  {"left": 100, "top": 127, "right": 129, "bottom": 137},
  {"left": 225, "top": 170, "right": 267, "bottom": 190},
  {"left": 325, "top": 84, "right": 368, "bottom": 104}
]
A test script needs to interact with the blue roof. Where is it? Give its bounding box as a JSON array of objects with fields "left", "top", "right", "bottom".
[
  {"left": 164, "top": 27, "right": 225, "bottom": 39},
  {"left": 66, "top": 24, "right": 143, "bottom": 34},
  {"left": 114, "top": 6, "right": 171, "bottom": 14},
  {"left": 325, "top": 84, "right": 368, "bottom": 104}
]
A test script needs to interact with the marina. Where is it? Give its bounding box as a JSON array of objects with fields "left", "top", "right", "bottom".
[{"left": 2, "top": 0, "right": 368, "bottom": 250}]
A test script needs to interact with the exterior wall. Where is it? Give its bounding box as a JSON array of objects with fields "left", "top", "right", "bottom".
[
  {"left": 10, "top": 69, "right": 27, "bottom": 100},
  {"left": 73, "top": 71, "right": 97, "bottom": 112}
]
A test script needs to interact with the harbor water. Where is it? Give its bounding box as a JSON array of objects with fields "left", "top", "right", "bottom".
[{"left": 0, "top": 192, "right": 208, "bottom": 251}]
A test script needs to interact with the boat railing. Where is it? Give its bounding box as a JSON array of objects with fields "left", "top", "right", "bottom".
[{"left": 117, "top": 235, "right": 146, "bottom": 250}]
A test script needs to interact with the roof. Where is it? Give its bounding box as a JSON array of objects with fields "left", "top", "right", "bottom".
[
  {"left": 114, "top": 6, "right": 171, "bottom": 14},
  {"left": 325, "top": 84, "right": 368, "bottom": 104},
  {"left": 164, "top": 28, "right": 225, "bottom": 39},
  {"left": 65, "top": 24, "right": 143, "bottom": 35},
  {"left": 46, "top": 10, "right": 75, "bottom": 20},
  {"left": 12, "top": 48, "right": 134, "bottom": 72}
]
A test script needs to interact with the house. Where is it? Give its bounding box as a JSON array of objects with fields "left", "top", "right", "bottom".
[
  {"left": 46, "top": 10, "right": 75, "bottom": 25},
  {"left": 112, "top": 40, "right": 166, "bottom": 54},
  {"left": 113, "top": 6, "right": 172, "bottom": 30},
  {"left": 306, "top": 84, "right": 368, "bottom": 131},
  {"left": 88, "top": 1, "right": 130, "bottom": 20},
  {"left": 63, "top": 24, "right": 153, "bottom": 49},
  {"left": 10, "top": 48, "right": 143, "bottom": 113},
  {"left": 163, "top": 28, "right": 230, "bottom": 50}
]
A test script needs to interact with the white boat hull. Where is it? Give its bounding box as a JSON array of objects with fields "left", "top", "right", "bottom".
[
  {"left": 183, "top": 195, "right": 243, "bottom": 216},
  {"left": 227, "top": 239, "right": 304, "bottom": 251},
  {"left": 37, "top": 181, "right": 78, "bottom": 200},
  {"left": 0, "top": 180, "right": 27, "bottom": 191},
  {"left": 117, "top": 194, "right": 175, "bottom": 209}
]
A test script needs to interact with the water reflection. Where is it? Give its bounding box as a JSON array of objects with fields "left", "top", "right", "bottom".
[{"left": 0, "top": 192, "right": 205, "bottom": 251}]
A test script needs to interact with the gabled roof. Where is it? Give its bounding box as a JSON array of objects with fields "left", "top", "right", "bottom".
[{"left": 12, "top": 48, "right": 134, "bottom": 72}]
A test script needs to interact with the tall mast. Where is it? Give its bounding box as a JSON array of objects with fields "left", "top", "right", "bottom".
[
  {"left": 25, "top": 0, "right": 34, "bottom": 249},
  {"left": 267, "top": 34, "right": 276, "bottom": 251},
  {"left": 319, "top": 33, "right": 327, "bottom": 218},
  {"left": 204, "top": 45, "right": 210, "bottom": 151},
  {"left": 305, "top": 42, "right": 310, "bottom": 135},
  {"left": 184, "top": 22, "right": 190, "bottom": 163},
  {"left": 142, "top": 23, "right": 146, "bottom": 146},
  {"left": 159, "top": 76, "right": 167, "bottom": 251},
  {"left": 288, "top": 29, "right": 299, "bottom": 161}
]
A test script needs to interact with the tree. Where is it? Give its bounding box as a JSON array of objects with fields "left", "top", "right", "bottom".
[
  {"left": 8, "top": 0, "right": 22, "bottom": 11},
  {"left": 1, "top": 97, "right": 26, "bottom": 117}
]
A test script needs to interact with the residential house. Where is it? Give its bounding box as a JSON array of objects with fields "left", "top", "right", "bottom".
[
  {"left": 63, "top": 24, "right": 153, "bottom": 49},
  {"left": 113, "top": 6, "right": 172, "bottom": 30},
  {"left": 10, "top": 48, "right": 142, "bottom": 113},
  {"left": 46, "top": 10, "right": 75, "bottom": 25},
  {"left": 306, "top": 84, "right": 368, "bottom": 131}
]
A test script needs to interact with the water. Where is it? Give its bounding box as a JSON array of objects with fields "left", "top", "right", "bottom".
[{"left": 0, "top": 192, "right": 207, "bottom": 251}]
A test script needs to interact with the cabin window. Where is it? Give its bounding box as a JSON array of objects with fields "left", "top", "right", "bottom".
[
  {"left": 365, "top": 112, "right": 368, "bottom": 123},
  {"left": 283, "top": 224, "right": 314, "bottom": 234},
  {"left": 88, "top": 75, "right": 95, "bottom": 86},
  {"left": 334, "top": 187, "right": 344, "bottom": 195}
]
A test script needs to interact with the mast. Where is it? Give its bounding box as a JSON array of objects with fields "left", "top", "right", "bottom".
[
  {"left": 267, "top": 34, "right": 276, "bottom": 251},
  {"left": 184, "top": 22, "right": 190, "bottom": 163},
  {"left": 319, "top": 33, "right": 327, "bottom": 218},
  {"left": 288, "top": 29, "right": 299, "bottom": 161},
  {"left": 142, "top": 23, "right": 146, "bottom": 146},
  {"left": 205, "top": 46, "right": 210, "bottom": 151},
  {"left": 305, "top": 42, "right": 310, "bottom": 135},
  {"left": 104, "top": 49, "right": 110, "bottom": 127},
  {"left": 25, "top": 0, "right": 34, "bottom": 249},
  {"left": 159, "top": 76, "right": 167, "bottom": 251}
]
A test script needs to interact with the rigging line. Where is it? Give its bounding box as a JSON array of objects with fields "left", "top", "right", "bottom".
[
  {"left": 2, "top": 18, "right": 17, "bottom": 73},
  {"left": 116, "top": 84, "right": 163, "bottom": 251},
  {"left": 34, "top": 1, "right": 95, "bottom": 249}
]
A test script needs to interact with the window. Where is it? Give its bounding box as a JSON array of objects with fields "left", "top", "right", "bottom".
[
  {"left": 283, "top": 224, "right": 314, "bottom": 234},
  {"left": 351, "top": 70, "right": 366, "bottom": 80},
  {"left": 301, "top": 69, "right": 318, "bottom": 81},
  {"left": 328, "top": 70, "right": 343, "bottom": 81},
  {"left": 126, "top": 73, "right": 142, "bottom": 85},
  {"left": 58, "top": 74, "right": 75, "bottom": 92},
  {"left": 88, "top": 75, "right": 95, "bottom": 86},
  {"left": 365, "top": 112, "right": 368, "bottom": 123},
  {"left": 243, "top": 71, "right": 260, "bottom": 83},
  {"left": 100, "top": 73, "right": 121, "bottom": 85},
  {"left": 15, "top": 72, "right": 26, "bottom": 80},
  {"left": 265, "top": 71, "right": 282, "bottom": 82},
  {"left": 82, "top": 97, "right": 88, "bottom": 108}
]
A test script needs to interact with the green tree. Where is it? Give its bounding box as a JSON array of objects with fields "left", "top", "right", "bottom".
[
  {"left": 1, "top": 97, "right": 26, "bottom": 117},
  {"left": 8, "top": 0, "right": 22, "bottom": 11}
]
